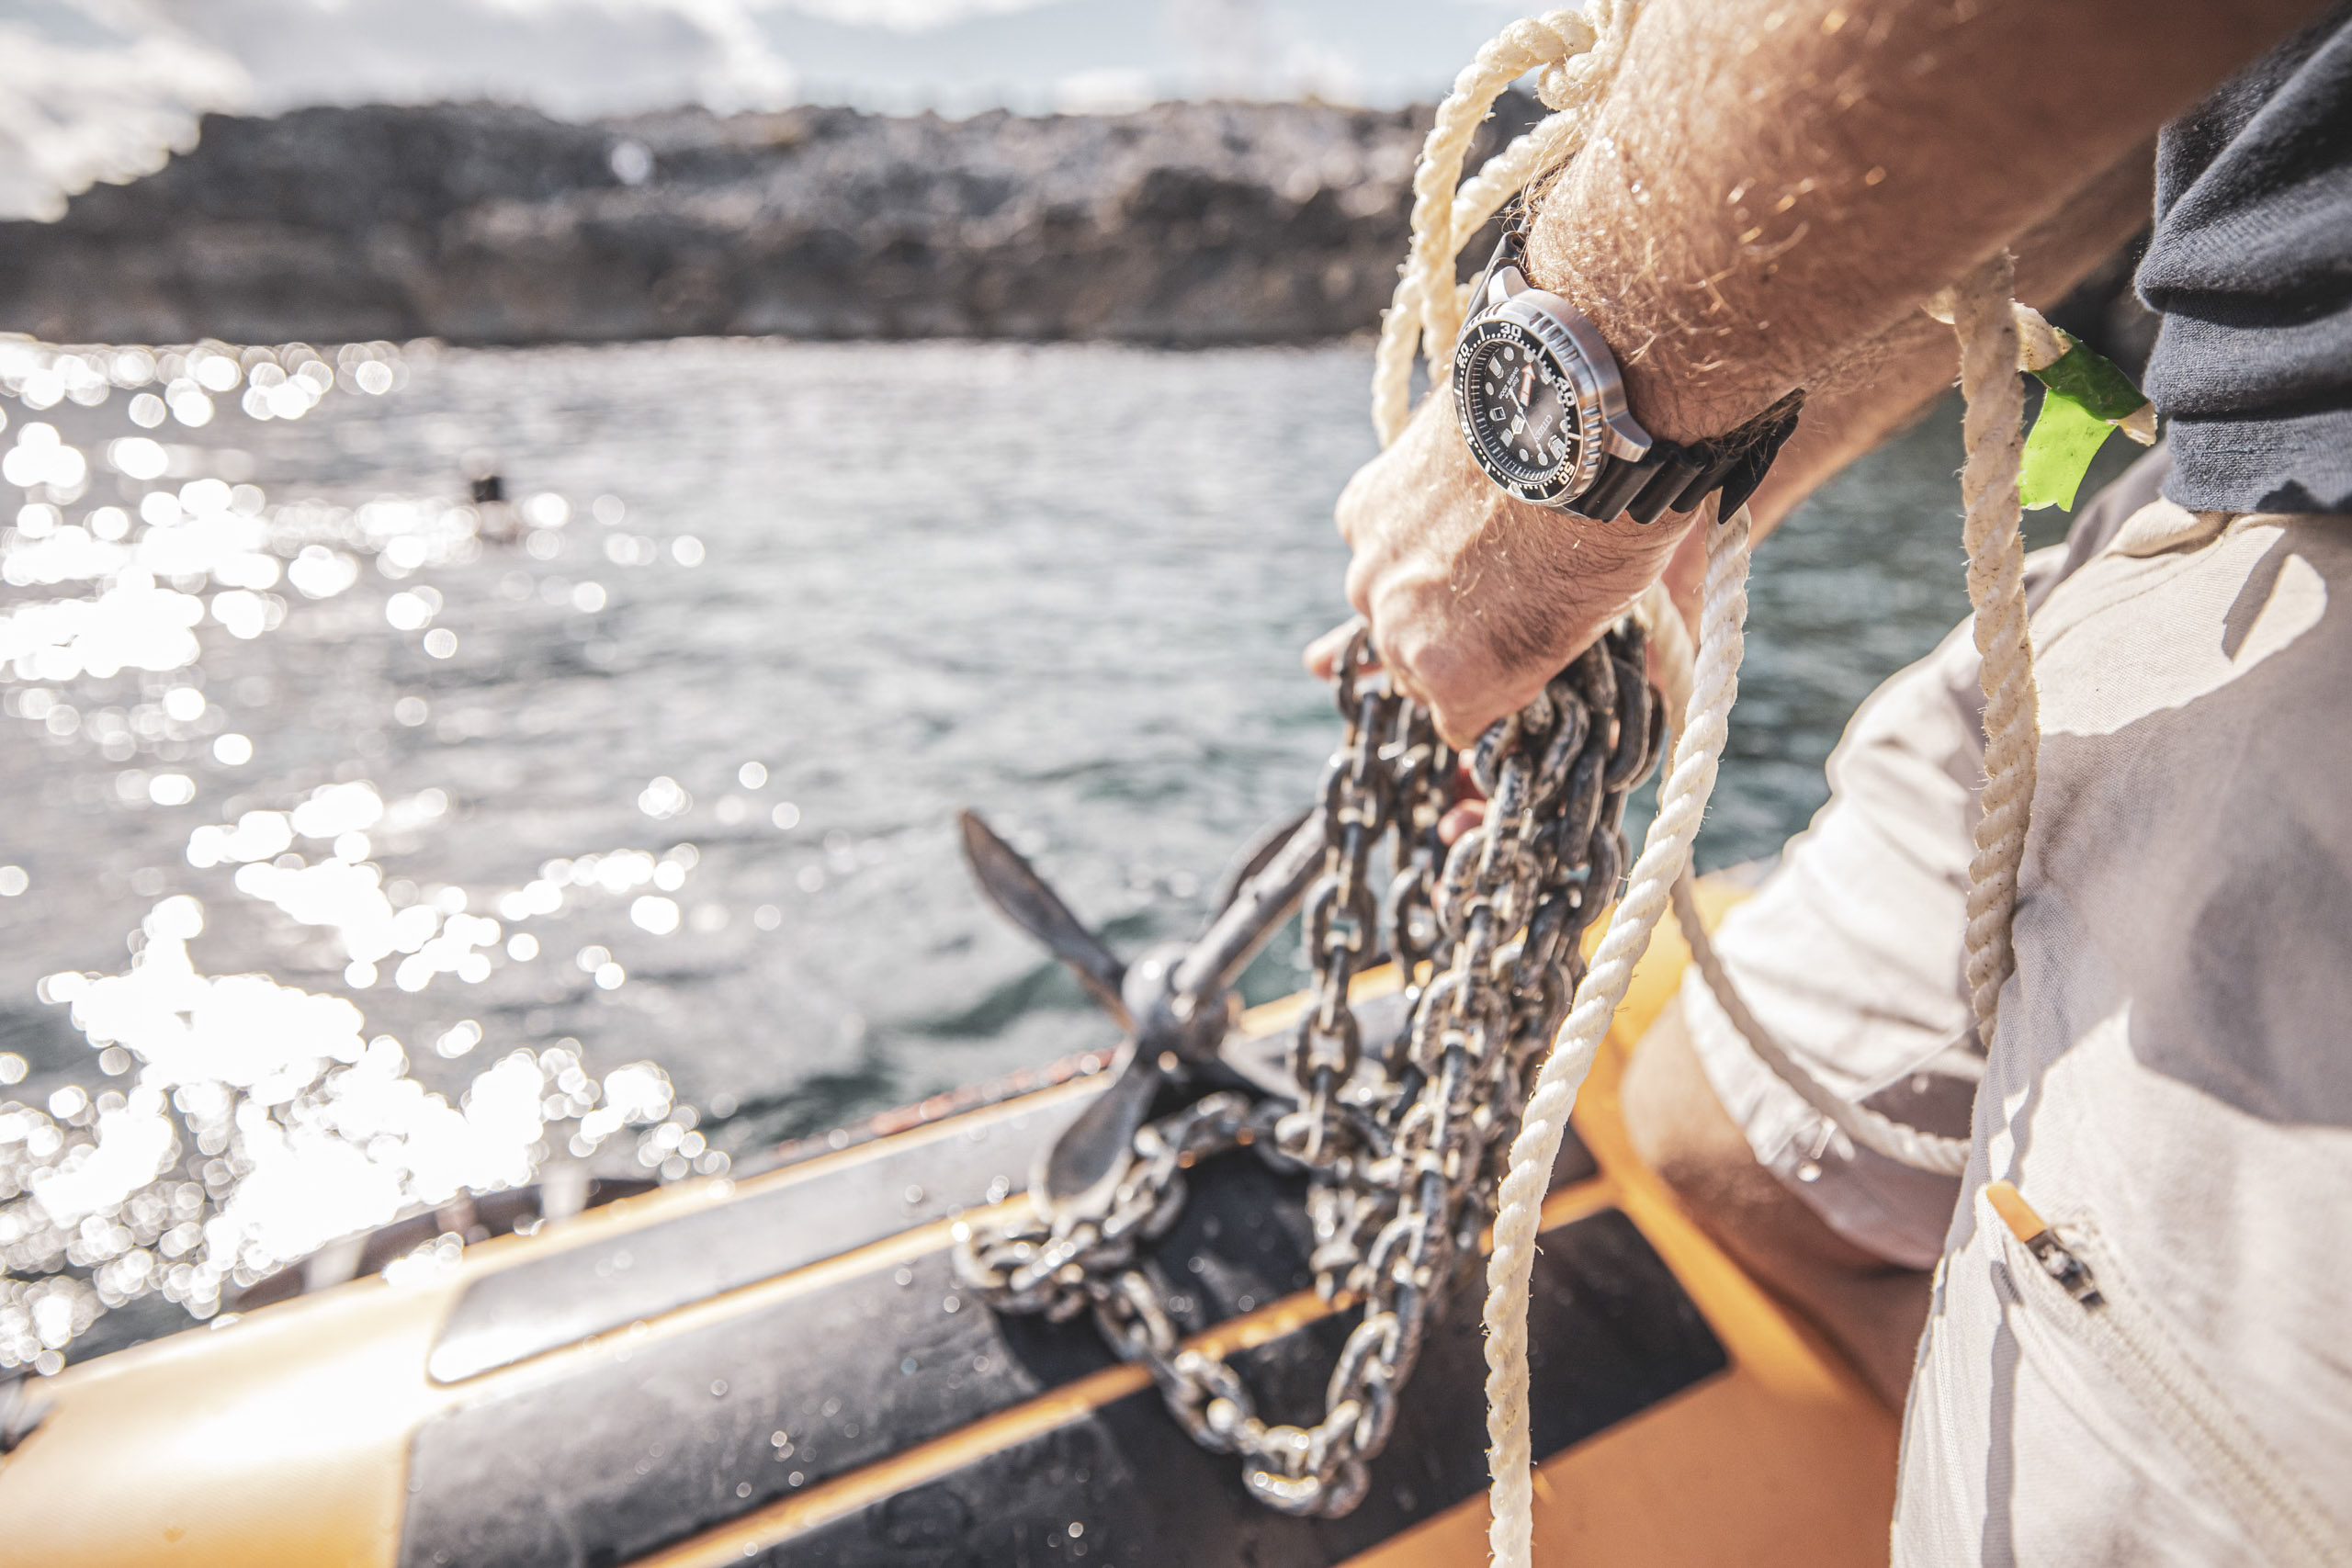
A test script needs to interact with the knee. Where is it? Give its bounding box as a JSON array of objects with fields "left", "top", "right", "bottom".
[{"left": 1620, "top": 997, "right": 1792, "bottom": 1228}]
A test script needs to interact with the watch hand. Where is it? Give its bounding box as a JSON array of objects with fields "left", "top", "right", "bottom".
[{"left": 1515, "top": 364, "right": 1535, "bottom": 404}]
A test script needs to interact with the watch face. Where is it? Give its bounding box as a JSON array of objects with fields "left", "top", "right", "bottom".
[
  {"left": 1455, "top": 323, "right": 1585, "bottom": 499},
  {"left": 1448, "top": 320, "right": 1618, "bottom": 510}
]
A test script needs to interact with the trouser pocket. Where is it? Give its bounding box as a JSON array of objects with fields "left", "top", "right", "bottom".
[{"left": 1984, "top": 1183, "right": 2352, "bottom": 1568}]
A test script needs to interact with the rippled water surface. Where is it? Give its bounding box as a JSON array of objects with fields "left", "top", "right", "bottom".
[{"left": 0, "top": 337, "right": 2114, "bottom": 1365}]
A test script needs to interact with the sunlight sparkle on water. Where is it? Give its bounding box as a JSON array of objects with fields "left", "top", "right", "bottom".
[{"left": 0, "top": 333, "right": 729, "bottom": 1368}]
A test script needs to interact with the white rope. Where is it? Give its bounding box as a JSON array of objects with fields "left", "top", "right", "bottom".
[
  {"left": 1951, "top": 252, "right": 2040, "bottom": 1049},
  {"left": 1660, "top": 263, "right": 2036, "bottom": 1179},
  {"left": 1633, "top": 579, "right": 1693, "bottom": 724},
  {"left": 1927, "top": 290, "right": 2067, "bottom": 371},
  {"left": 1644, "top": 562, "right": 1968, "bottom": 1175},
  {"left": 1360, "top": 13, "right": 2045, "bottom": 1560},
  {"left": 1671, "top": 870, "right": 1972, "bottom": 1174},
  {"left": 1641, "top": 570, "right": 1968, "bottom": 1177},
  {"left": 1925, "top": 293, "right": 2154, "bottom": 444},
  {"left": 1484, "top": 507, "right": 1752, "bottom": 1568}
]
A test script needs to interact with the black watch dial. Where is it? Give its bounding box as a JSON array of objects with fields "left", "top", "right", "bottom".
[{"left": 1453, "top": 321, "right": 1586, "bottom": 502}]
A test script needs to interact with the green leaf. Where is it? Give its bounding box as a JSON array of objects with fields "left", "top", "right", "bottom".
[
  {"left": 2018, "top": 388, "right": 2115, "bottom": 511},
  {"left": 2031, "top": 343, "right": 2148, "bottom": 423}
]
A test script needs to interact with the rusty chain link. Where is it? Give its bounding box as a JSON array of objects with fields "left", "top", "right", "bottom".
[{"left": 955, "top": 620, "right": 1660, "bottom": 1516}]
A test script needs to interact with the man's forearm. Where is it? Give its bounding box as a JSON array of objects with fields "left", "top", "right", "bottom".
[
  {"left": 1528, "top": 0, "right": 2317, "bottom": 446},
  {"left": 1742, "top": 137, "right": 2159, "bottom": 537},
  {"left": 1640, "top": 141, "right": 2158, "bottom": 631}
]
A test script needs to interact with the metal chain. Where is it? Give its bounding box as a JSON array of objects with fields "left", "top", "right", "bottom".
[{"left": 956, "top": 621, "right": 1660, "bottom": 1516}]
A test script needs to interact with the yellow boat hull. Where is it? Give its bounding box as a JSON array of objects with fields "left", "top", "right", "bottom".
[{"left": 0, "top": 883, "right": 1895, "bottom": 1567}]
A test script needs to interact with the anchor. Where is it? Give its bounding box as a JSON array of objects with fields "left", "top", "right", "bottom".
[{"left": 956, "top": 806, "right": 1412, "bottom": 1218}]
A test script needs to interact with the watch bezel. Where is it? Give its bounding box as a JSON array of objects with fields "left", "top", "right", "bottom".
[
  {"left": 1450, "top": 267, "right": 1653, "bottom": 515},
  {"left": 1451, "top": 314, "right": 1608, "bottom": 506}
]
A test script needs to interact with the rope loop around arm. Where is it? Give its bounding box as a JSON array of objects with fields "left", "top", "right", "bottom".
[{"left": 1371, "top": 5, "right": 1642, "bottom": 448}]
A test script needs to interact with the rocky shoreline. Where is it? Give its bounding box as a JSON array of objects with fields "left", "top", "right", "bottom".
[{"left": 0, "top": 97, "right": 1557, "bottom": 349}]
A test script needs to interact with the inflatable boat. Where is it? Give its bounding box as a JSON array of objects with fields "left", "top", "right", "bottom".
[{"left": 0, "top": 869, "right": 1896, "bottom": 1568}]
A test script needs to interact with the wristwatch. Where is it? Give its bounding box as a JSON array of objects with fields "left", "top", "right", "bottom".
[{"left": 1451, "top": 228, "right": 1804, "bottom": 525}]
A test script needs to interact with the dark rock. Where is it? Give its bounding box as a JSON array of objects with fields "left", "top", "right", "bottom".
[{"left": 0, "top": 95, "right": 1552, "bottom": 347}]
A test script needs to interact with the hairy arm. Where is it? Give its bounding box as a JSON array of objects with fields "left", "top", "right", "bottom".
[
  {"left": 1743, "top": 137, "right": 2158, "bottom": 536},
  {"left": 1645, "top": 139, "right": 2159, "bottom": 623},
  {"left": 1324, "top": 0, "right": 2321, "bottom": 742},
  {"left": 1532, "top": 0, "right": 2291, "bottom": 441}
]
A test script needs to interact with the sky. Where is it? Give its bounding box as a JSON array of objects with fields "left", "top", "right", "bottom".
[{"left": 0, "top": 0, "right": 1538, "bottom": 220}]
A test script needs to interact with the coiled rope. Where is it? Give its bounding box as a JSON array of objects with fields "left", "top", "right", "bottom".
[
  {"left": 1661, "top": 256, "right": 2042, "bottom": 1182},
  {"left": 1365, "top": 11, "right": 2045, "bottom": 1563}
]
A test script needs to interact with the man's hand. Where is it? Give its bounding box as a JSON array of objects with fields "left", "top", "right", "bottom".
[{"left": 1304, "top": 387, "right": 1696, "bottom": 745}]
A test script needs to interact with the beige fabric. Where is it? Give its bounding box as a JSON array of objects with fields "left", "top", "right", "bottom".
[
  {"left": 1679, "top": 456, "right": 2352, "bottom": 1558},
  {"left": 1894, "top": 502, "right": 2352, "bottom": 1563},
  {"left": 1680, "top": 455, "right": 2166, "bottom": 1269}
]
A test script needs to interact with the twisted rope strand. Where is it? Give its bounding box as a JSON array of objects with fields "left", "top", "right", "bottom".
[
  {"left": 1659, "top": 264, "right": 2040, "bottom": 1176},
  {"left": 1952, "top": 253, "right": 2039, "bottom": 1046},
  {"left": 1372, "top": 6, "right": 1638, "bottom": 446},
  {"left": 1645, "top": 567, "right": 1968, "bottom": 1175},
  {"left": 1483, "top": 508, "right": 1754, "bottom": 1568},
  {"left": 1373, "top": 27, "right": 1542, "bottom": 443},
  {"left": 1661, "top": 263, "right": 2033, "bottom": 1176},
  {"left": 1671, "top": 870, "right": 1971, "bottom": 1174}
]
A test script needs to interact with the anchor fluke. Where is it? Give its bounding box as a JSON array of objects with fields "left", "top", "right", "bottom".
[
  {"left": 956, "top": 805, "right": 1322, "bottom": 1212},
  {"left": 957, "top": 809, "right": 1132, "bottom": 1032}
]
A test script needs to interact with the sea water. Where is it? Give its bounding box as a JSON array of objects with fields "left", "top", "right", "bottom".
[{"left": 0, "top": 337, "right": 2124, "bottom": 1363}]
